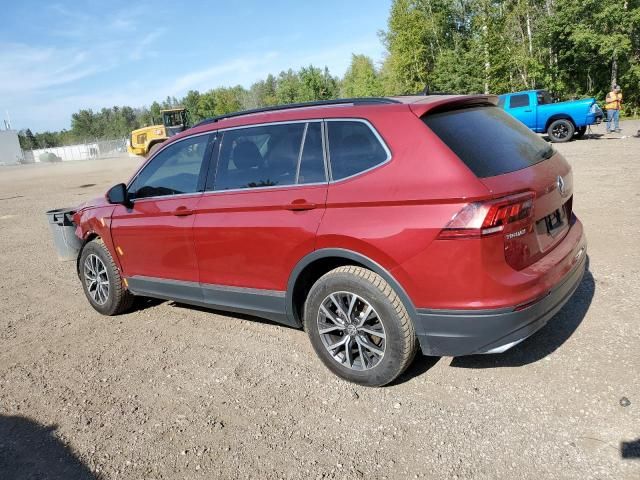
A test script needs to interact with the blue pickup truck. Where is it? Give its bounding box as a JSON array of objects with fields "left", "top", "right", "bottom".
[{"left": 498, "top": 90, "right": 603, "bottom": 142}]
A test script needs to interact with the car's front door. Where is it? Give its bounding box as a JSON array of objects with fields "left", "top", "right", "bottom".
[
  {"left": 192, "top": 121, "right": 328, "bottom": 321},
  {"left": 110, "top": 132, "right": 215, "bottom": 287}
]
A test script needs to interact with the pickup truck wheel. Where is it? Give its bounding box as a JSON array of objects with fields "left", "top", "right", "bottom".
[
  {"left": 80, "top": 239, "right": 134, "bottom": 316},
  {"left": 304, "top": 266, "right": 417, "bottom": 387},
  {"left": 574, "top": 126, "right": 587, "bottom": 139},
  {"left": 547, "top": 119, "right": 575, "bottom": 143}
]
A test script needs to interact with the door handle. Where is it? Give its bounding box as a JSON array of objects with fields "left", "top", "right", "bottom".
[
  {"left": 524, "top": 109, "right": 532, "bottom": 112},
  {"left": 172, "top": 206, "right": 194, "bottom": 216},
  {"left": 285, "top": 200, "right": 317, "bottom": 211}
]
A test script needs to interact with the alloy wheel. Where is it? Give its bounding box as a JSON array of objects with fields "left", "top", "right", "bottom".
[
  {"left": 316, "top": 291, "right": 386, "bottom": 370},
  {"left": 552, "top": 123, "right": 569, "bottom": 139},
  {"left": 83, "top": 254, "right": 110, "bottom": 305}
]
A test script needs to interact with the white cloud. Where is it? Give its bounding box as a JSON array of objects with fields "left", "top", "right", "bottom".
[
  {"left": 129, "top": 29, "right": 166, "bottom": 61},
  {"left": 170, "top": 52, "right": 281, "bottom": 92},
  {"left": 2, "top": 32, "right": 384, "bottom": 131},
  {"left": 168, "top": 36, "right": 383, "bottom": 95},
  {"left": 0, "top": 43, "right": 109, "bottom": 94}
]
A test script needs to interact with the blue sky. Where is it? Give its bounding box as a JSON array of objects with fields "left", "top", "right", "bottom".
[{"left": 0, "top": 1, "right": 392, "bottom": 132}]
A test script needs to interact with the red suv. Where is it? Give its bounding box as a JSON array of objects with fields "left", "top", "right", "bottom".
[{"left": 71, "top": 95, "right": 587, "bottom": 386}]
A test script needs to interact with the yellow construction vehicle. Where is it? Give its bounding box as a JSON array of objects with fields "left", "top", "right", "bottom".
[{"left": 127, "top": 108, "right": 188, "bottom": 157}]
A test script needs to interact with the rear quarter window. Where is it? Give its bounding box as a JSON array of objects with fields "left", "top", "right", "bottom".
[
  {"left": 423, "top": 105, "right": 553, "bottom": 178},
  {"left": 327, "top": 120, "right": 389, "bottom": 181}
]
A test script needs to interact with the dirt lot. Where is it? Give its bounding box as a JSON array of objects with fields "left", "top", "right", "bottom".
[{"left": 1, "top": 121, "right": 639, "bottom": 480}]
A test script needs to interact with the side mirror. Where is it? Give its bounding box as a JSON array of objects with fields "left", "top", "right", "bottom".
[{"left": 106, "top": 183, "right": 130, "bottom": 206}]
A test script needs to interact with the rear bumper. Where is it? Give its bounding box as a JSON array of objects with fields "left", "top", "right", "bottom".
[
  {"left": 414, "top": 244, "right": 587, "bottom": 356},
  {"left": 586, "top": 112, "right": 604, "bottom": 125}
]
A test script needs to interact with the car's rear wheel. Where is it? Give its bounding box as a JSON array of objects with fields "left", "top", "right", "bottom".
[
  {"left": 304, "top": 266, "right": 417, "bottom": 386},
  {"left": 79, "top": 239, "right": 134, "bottom": 316},
  {"left": 547, "top": 119, "right": 575, "bottom": 142}
]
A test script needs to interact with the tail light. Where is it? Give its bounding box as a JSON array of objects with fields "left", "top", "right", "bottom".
[{"left": 437, "top": 192, "right": 535, "bottom": 240}]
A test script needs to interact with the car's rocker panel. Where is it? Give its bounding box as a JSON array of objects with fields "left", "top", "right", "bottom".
[{"left": 126, "top": 276, "right": 290, "bottom": 325}]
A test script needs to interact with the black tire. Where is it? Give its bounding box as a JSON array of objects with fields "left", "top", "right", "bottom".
[
  {"left": 79, "top": 239, "right": 134, "bottom": 316},
  {"left": 547, "top": 119, "right": 575, "bottom": 143},
  {"left": 145, "top": 142, "right": 163, "bottom": 158},
  {"left": 574, "top": 126, "right": 587, "bottom": 139},
  {"left": 304, "top": 266, "right": 417, "bottom": 387}
]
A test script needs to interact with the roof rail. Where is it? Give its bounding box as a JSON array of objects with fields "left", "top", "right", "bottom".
[{"left": 193, "top": 97, "right": 400, "bottom": 128}]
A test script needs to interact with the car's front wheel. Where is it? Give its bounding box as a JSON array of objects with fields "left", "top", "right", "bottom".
[
  {"left": 547, "top": 119, "right": 575, "bottom": 142},
  {"left": 79, "top": 239, "right": 134, "bottom": 315},
  {"left": 304, "top": 266, "right": 417, "bottom": 386}
]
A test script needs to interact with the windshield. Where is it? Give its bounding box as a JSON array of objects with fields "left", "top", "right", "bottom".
[{"left": 163, "top": 111, "right": 185, "bottom": 127}]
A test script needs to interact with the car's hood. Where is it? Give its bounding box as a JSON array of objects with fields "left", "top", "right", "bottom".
[{"left": 75, "top": 194, "right": 110, "bottom": 212}]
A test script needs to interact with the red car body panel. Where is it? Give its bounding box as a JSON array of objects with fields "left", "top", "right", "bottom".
[
  {"left": 193, "top": 184, "right": 327, "bottom": 290},
  {"left": 110, "top": 194, "right": 202, "bottom": 281}
]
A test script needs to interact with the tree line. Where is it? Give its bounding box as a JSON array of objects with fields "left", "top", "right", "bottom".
[
  {"left": 19, "top": 0, "right": 639, "bottom": 149},
  {"left": 380, "top": 0, "right": 639, "bottom": 108}
]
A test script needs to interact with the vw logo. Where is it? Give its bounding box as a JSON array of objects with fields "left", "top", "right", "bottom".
[{"left": 557, "top": 176, "right": 566, "bottom": 196}]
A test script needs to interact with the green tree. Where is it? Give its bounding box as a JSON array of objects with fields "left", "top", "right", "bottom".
[
  {"left": 538, "top": 0, "right": 640, "bottom": 112},
  {"left": 18, "top": 129, "right": 38, "bottom": 150},
  {"left": 71, "top": 109, "right": 96, "bottom": 140},
  {"left": 380, "top": 0, "right": 458, "bottom": 93},
  {"left": 275, "top": 69, "right": 302, "bottom": 103},
  {"left": 246, "top": 74, "right": 278, "bottom": 108},
  {"left": 182, "top": 90, "right": 202, "bottom": 124},
  {"left": 298, "top": 66, "right": 339, "bottom": 101},
  {"left": 341, "top": 54, "right": 383, "bottom": 97},
  {"left": 212, "top": 86, "right": 246, "bottom": 115},
  {"left": 196, "top": 91, "right": 217, "bottom": 119},
  {"left": 149, "top": 102, "right": 162, "bottom": 124}
]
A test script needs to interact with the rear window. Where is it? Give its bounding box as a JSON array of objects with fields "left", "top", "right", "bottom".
[
  {"left": 423, "top": 106, "right": 553, "bottom": 178},
  {"left": 537, "top": 90, "right": 553, "bottom": 105}
]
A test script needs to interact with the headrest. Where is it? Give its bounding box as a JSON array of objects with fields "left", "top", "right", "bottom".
[{"left": 233, "top": 141, "right": 263, "bottom": 170}]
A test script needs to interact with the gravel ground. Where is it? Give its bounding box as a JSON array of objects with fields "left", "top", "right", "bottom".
[{"left": 0, "top": 120, "right": 639, "bottom": 480}]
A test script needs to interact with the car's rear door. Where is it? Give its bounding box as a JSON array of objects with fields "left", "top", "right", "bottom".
[
  {"left": 507, "top": 93, "right": 536, "bottom": 129},
  {"left": 192, "top": 121, "right": 328, "bottom": 322},
  {"left": 110, "top": 133, "right": 216, "bottom": 290}
]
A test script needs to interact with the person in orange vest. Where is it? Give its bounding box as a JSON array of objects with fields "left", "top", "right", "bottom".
[{"left": 605, "top": 85, "right": 623, "bottom": 133}]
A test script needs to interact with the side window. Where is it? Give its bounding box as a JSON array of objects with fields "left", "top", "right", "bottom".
[
  {"left": 214, "top": 123, "right": 307, "bottom": 190},
  {"left": 297, "top": 122, "right": 326, "bottom": 184},
  {"left": 327, "top": 121, "right": 389, "bottom": 181},
  {"left": 509, "top": 94, "right": 530, "bottom": 108},
  {"left": 129, "top": 134, "right": 212, "bottom": 200}
]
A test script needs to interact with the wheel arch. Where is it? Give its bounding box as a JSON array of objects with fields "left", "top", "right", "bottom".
[
  {"left": 75, "top": 232, "right": 100, "bottom": 276},
  {"left": 545, "top": 114, "right": 576, "bottom": 131},
  {"left": 286, "top": 249, "right": 418, "bottom": 328},
  {"left": 145, "top": 139, "right": 166, "bottom": 156}
]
